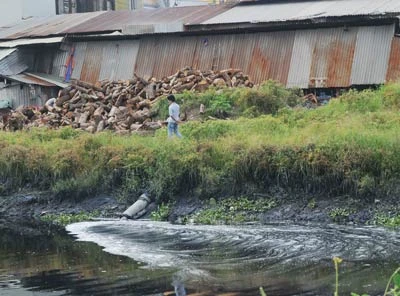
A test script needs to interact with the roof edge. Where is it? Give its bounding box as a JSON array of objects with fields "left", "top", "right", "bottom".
[{"left": 185, "top": 14, "right": 399, "bottom": 33}]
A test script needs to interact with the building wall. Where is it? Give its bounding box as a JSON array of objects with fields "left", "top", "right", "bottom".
[
  {"left": 0, "top": 83, "right": 56, "bottom": 108},
  {"left": 48, "top": 24, "right": 396, "bottom": 88}
]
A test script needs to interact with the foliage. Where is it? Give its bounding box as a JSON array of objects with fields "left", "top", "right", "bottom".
[
  {"left": 40, "top": 211, "right": 99, "bottom": 226},
  {"left": 2, "top": 83, "right": 400, "bottom": 207},
  {"left": 307, "top": 198, "right": 316, "bottom": 209},
  {"left": 332, "top": 257, "right": 400, "bottom": 296},
  {"left": 329, "top": 207, "right": 354, "bottom": 222},
  {"left": 384, "top": 267, "right": 400, "bottom": 296},
  {"left": 233, "top": 80, "right": 301, "bottom": 117},
  {"left": 189, "top": 196, "right": 277, "bottom": 225},
  {"left": 372, "top": 212, "right": 400, "bottom": 227},
  {"left": 150, "top": 202, "right": 172, "bottom": 221}
]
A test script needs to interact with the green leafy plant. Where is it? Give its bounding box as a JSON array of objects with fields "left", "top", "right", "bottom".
[
  {"left": 40, "top": 211, "right": 100, "bottom": 226},
  {"left": 384, "top": 267, "right": 400, "bottom": 296},
  {"left": 189, "top": 196, "right": 276, "bottom": 225},
  {"left": 150, "top": 202, "right": 172, "bottom": 221},
  {"left": 307, "top": 198, "right": 316, "bottom": 209},
  {"left": 329, "top": 207, "right": 354, "bottom": 222}
]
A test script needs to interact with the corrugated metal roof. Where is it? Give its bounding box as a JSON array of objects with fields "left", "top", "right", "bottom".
[
  {"left": 7, "top": 73, "right": 56, "bottom": 86},
  {"left": 0, "top": 6, "right": 231, "bottom": 40},
  {"left": 25, "top": 72, "right": 70, "bottom": 88},
  {"left": 203, "top": 0, "right": 400, "bottom": 24},
  {"left": 0, "top": 37, "right": 64, "bottom": 48},
  {"left": 0, "top": 48, "right": 16, "bottom": 61},
  {"left": 64, "top": 6, "right": 232, "bottom": 34},
  {"left": 0, "top": 12, "right": 106, "bottom": 40},
  {"left": 0, "top": 49, "right": 28, "bottom": 76}
]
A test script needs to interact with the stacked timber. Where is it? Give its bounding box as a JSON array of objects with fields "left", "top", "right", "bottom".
[{"left": 0, "top": 67, "right": 253, "bottom": 133}]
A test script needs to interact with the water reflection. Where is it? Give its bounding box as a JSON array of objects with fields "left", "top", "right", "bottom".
[{"left": 0, "top": 220, "right": 399, "bottom": 296}]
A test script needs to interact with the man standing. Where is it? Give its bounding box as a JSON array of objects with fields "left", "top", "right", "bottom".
[{"left": 167, "top": 94, "right": 182, "bottom": 138}]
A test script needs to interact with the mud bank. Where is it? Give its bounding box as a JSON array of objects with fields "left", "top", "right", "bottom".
[{"left": 0, "top": 187, "right": 395, "bottom": 232}]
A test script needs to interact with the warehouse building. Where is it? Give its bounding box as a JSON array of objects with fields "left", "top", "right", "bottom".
[{"left": 1, "top": 0, "right": 400, "bottom": 107}]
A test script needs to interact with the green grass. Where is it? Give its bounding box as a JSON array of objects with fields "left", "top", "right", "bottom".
[{"left": 1, "top": 82, "right": 400, "bottom": 206}]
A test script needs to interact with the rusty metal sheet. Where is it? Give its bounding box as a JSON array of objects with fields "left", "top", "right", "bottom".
[
  {"left": 44, "top": 23, "right": 395, "bottom": 88},
  {"left": 52, "top": 48, "right": 70, "bottom": 78},
  {"left": 0, "top": 12, "right": 105, "bottom": 40},
  {"left": 98, "top": 40, "right": 140, "bottom": 81},
  {"left": 386, "top": 37, "right": 400, "bottom": 82},
  {"left": 64, "top": 6, "right": 232, "bottom": 35},
  {"left": 309, "top": 27, "right": 357, "bottom": 88},
  {"left": 288, "top": 25, "right": 390, "bottom": 89},
  {"left": 134, "top": 37, "right": 159, "bottom": 79},
  {"left": 135, "top": 31, "right": 294, "bottom": 85},
  {"left": 71, "top": 42, "right": 88, "bottom": 81},
  {"left": 80, "top": 43, "right": 102, "bottom": 83},
  {"left": 7, "top": 73, "right": 55, "bottom": 86},
  {"left": 247, "top": 31, "right": 294, "bottom": 85}
]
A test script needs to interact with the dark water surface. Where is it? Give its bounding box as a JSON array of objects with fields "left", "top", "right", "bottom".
[{"left": 0, "top": 220, "right": 399, "bottom": 296}]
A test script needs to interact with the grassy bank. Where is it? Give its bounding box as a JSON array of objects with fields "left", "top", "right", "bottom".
[{"left": 1, "top": 82, "right": 400, "bottom": 213}]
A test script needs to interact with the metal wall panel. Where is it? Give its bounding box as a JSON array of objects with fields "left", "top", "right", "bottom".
[
  {"left": 52, "top": 49, "right": 69, "bottom": 78},
  {"left": 71, "top": 42, "right": 88, "bottom": 81},
  {"left": 287, "top": 30, "right": 319, "bottom": 88},
  {"left": 0, "top": 50, "right": 28, "bottom": 76},
  {"left": 0, "top": 84, "right": 40, "bottom": 108},
  {"left": 309, "top": 27, "right": 357, "bottom": 88},
  {"left": 248, "top": 31, "right": 294, "bottom": 85},
  {"left": 386, "top": 37, "right": 400, "bottom": 82},
  {"left": 98, "top": 40, "right": 140, "bottom": 81},
  {"left": 351, "top": 24, "right": 394, "bottom": 85},
  {"left": 134, "top": 38, "right": 158, "bottom": 79},
  {"left": 80, "top": 42, "right": 103, "bottom": 83},
  {"left": 52, "top": 24, "right": 396, "bottom": 87},
  {"left": 151, "top": 35, "right": 197, "bottom": 79}
]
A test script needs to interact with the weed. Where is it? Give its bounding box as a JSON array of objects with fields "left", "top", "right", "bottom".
[
  {"left": 189, "top": 196, "right": 276, "bottom": 225},
  {"left": 333, "top": 256, "right": 343, "bottom": 296},
  {"left": 40, "top": 211, "right": 100, "bottom": 226},
  {"left": 307, "top": 198, "right": 316, "bottom": 209},
  {"left": 150, "top": 202, "right": 172, "bottom": 221},
  {"left": 329, "top": 207, "right": 354, "bottom": 222}
]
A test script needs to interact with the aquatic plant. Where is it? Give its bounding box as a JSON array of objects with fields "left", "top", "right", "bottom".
[
  {"left": 150, "top": 202, "right": 172, "bottom": 221},
  {"left": 333, "top": 256, "right": 343, "bottom": 296},
  {"left": 188, "top": 196, "right": 277, "bottom": 225},
  {"left": 40, "top": 211, "right": 100, "bottom": 226},
  {"left": 333, "top": 256, "right": 400, "bottom": 296},
  {"left": 383, "top": 267, "right": 400, "bottom": 296}
]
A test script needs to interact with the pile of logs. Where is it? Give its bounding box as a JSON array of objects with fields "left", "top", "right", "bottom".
[{"left": 0, "top": 67, "right": 254, "bottom": 134}]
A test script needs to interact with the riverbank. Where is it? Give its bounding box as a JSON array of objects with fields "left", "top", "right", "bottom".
[
  {"left": 1, "top": 82, "right": 400, "bottom": 229},
  {"left": 0, "top": 185, "right": 397, "bottom": 232}
]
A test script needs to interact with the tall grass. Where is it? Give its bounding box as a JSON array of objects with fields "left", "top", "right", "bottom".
[{"left": 1, "top": 82, "right": 400, "bottom": 203}]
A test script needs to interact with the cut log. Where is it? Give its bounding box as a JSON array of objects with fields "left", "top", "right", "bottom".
[{"left": 56, "top": 95, "right": 71, "bottom": 107}]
